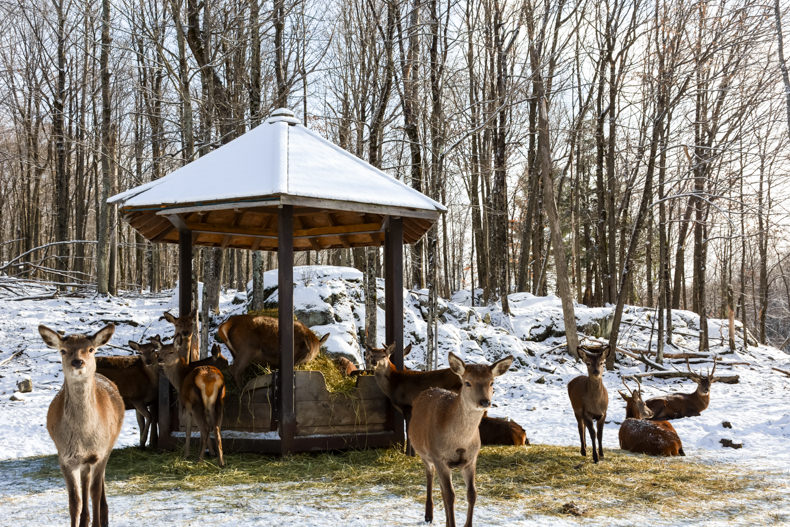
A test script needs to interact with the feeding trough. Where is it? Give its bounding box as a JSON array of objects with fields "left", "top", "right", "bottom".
[{"left": 109, "top": 108, "right": 445, "bottom": 454}]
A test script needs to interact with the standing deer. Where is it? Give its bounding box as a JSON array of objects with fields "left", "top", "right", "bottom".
[
  {"left": 409, "top": 353, "right": 514, "bottom": 527},
  {"left": 216, "top": 314, "right": 328, "bottom": 385},
  {"left": 40, "top": 323, "right": 125, "bottom": 527},
  {"left": 96, "top": 337, "right": 161, "bottom": 448},
  {"left": 618, "top": 379, "right": 684, "bottom": 456},
  {"left": 162, "top": 310, "right": 199, "bottom": 362},
  {"left": 567, "top": 346, "right": 609, "bottom": 463},
  {"left": 645, "top": 359, "right": 718, "bottom": 420},
  {"left": 157, "top": 335, "right": 226, "bottom": 467}
]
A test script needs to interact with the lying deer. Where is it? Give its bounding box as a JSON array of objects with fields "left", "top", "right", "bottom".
[
  {"left": 40, "top": 323, "right": 125, "bottom": 527},
  {"left": 567, "top": 346, "right": 609, "bottom": 463},
  {"left": 157, "top": 335, "right": 226, "bottom": 467},
  {"left": 478, "top": 413, "right": 529, "bottom": 446},
  {"left": 162, "top": 310, "right": 199, "bottom": 362},
  {"left": 410, "top": 352, "right": 514, "bottom": 527},
  {"left": 95, "top": 337, "right": 162, "bottom": 449},
  {"left": 216, "top": 314, "right": 328, "bottom": 385},
  {"left": 645, "top": 359, "right": 718, "bottom": 420},
  {"left": 618, "top": 379, "right": 684, "bottom": 456}
]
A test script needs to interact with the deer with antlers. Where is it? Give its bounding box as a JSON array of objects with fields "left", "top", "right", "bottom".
[
  {"left": 567, "top": 346, "right": 610, "bottom": 463},
  {"left": 619, "top": 378, "right": 684, "bottom": 456},
  {"left": 40, "top": 323, "right": 125, "bottom": 527},
  {"left": 645, "top": 359, "right": 718, "bottom": 420}
]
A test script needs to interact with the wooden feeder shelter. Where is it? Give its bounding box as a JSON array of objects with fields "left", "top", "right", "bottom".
[{"left": 109, "top": 108, "right": 445, "bottom": 454}]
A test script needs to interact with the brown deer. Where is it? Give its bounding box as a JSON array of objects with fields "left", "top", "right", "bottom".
[
  {"left": 157, "top": 335, "right": 226, "bottom": 467},
  {"left": 645, "top": 359, "right": 718, "bottom": 420},
  {"left": 162, "top": 310, "right": 199, "bottom": 362},
  {"left": 618, "top": 379, "right": 684, "bottom": 456},
  {"left": 39, "top": 323, "right": 125, "bottom": 527},
  {"left": 478, "top": 413, "right": 529, "bottom": 446},
  {"left": 216, "top": 314, "right": 328, "bottom": 385},
  {"left": 335, "top": 356, "right": 359, "bottom": 377},
  {"left": 148, "top": 336, "right": 229, "bottom": 370},
  {"left": 409, "top": 353, "right": 513, "bottom": 527},
  {"left": 567, "top": 346, "right": 609, "bottom": 463},
  {"left": 95, "top": 338, "right": 162, "bottom": 448}
]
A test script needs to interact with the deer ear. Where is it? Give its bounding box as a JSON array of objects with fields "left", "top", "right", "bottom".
[
  {"left": 384, "top": 342, "right": 396, "bottom": 358},
  {"left": 91, "top": 324, "right": 115, "bottom": 348},
  {"left": 129, "top": 341, "right": 140, "bottom": 352},
  {"left": 319, "top": 333, "right": 329, "bottom": 344},
  {"left": 618, "top": 390, "right": 629, "bottom": 401},
  {"left": 491, "top": 355, "right": 513, "bottom": 377},
  {"left": 448, "top": 353, "right": 466, "bottom": 377},
  {"left": 163, "top": 312, "right": 176, "bottom": 324},
  {"left": 403, "top": 343, "right": 413, "bottom": 357},
  {"left": 39, "top": 325, "right": 63, "bottom": 349}
]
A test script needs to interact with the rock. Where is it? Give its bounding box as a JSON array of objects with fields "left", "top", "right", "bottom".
[
  {"left": 720, "top": 438, "right": 743, "bottom": 449},
  {"left": 10, "top": 392, "right": 25, "bottom": 402},
  {"left": 231, "top": 294, "right": 245, "bottom": 305},
  {"left": 722, "top": 421, "right": 732, "bottom": 429},
  {"left": 560, "top": 501, "right": 584, "bottom": 516},
  {"left": 16, "top": 378, "right": 32, "bottom": 393},
  {"left": 535, "top": 376, "right": 546, "bottom": 384}
]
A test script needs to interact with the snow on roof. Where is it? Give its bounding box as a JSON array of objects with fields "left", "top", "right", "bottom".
[{"left": 109, "top": 109, "right": 445, "bottom": 215}]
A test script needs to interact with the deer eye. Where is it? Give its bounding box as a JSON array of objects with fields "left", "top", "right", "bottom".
[
  {"left": 89, "top": 348, "right": 95, "bottom": 353},
  {"left": 464, "top": 381, "right": 471, "bottom": 387},
  {"left": 490, "top": 381, "right": 494, "bottom": 386}
]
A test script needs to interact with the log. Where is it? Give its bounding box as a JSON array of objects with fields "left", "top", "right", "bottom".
[
  {"left": 772, "top": 367, "right": 790, "bottom": 378},
  {"left": 629, "top": 370, "right": 739, "bottom": 383},
  {"left": 0, "top": 350, "right": 23, "bottom": 367}
]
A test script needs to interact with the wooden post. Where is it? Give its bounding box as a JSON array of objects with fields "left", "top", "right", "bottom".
[
  {"left": 178, "top": 229, "right": 192, "bottom": 316},
  {"left": 156, "top": 374, "right": 171, "bottom": 450},
  {"left": 278, "top": 205, "right": 295, "bottom": 454},
  {"left": 384, "top": 217, "right": 405, "bottom": 445}
]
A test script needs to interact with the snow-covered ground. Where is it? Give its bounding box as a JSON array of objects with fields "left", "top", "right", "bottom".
[{"left": 1, "top": 266, "right": 789, "bottom": 525}]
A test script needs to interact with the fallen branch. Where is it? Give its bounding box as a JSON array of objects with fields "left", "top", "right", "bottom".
[
  {"left": 772, "top": 367, "right": 790, "bottom": 378},
  {"left": 0, "top": 351, "right": 24, "bottom": 367},
  {"left": 5, "top": 292, "right": 58, "bottom": 302},
  {"left": 629, "top": 370, "right": 739, "bottom": 383}
]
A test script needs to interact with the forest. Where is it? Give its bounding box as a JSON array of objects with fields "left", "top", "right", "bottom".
[{"left": 1, "top": 0, "right": 789, "bottom": 357}]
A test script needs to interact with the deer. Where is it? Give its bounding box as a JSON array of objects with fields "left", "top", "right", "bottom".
[
  {"left": 162, "top": 310, "right": 199, "bottom": 363},
  {"left": 409, "top": 353, "right": 514, "bottom": 527},
  {"left": 618, "top": 379, "right": 684, "bottom": 457},
  {"left": 148, "top": 336, "right": 229, "bottom": 370},
  {"left": 95, "top": 337, "right": 162, "bottom": 449},
  {"left": 216, "top": 314, "right": 328, "bottom": 385},
  {"left": 478, "top": 414, "right": 529, "bottom": 446},
  {"left": 39, "top": 323, "right": 125, "bottom": 527},
  {"left": 370, "top": 343, "right": 523, "bottom": 447},
  {"left": 156, "top": 335, "right": 226, "bottom": 467},
  {"left": 645, "top": 359, "right": 718, "bottom": 420},
  {"left": 567, "top": 346, "right": 610, "bottom": 463}
]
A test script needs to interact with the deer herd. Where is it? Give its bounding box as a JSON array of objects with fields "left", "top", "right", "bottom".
[{"left": 39, "top": 310, "right": 720, "bottom": 527}]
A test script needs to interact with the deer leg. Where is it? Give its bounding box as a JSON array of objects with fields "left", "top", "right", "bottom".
[
  {"left": 79, "top": 464, "right": 91, "bottom": 527},
  {"left": 90, "top": 459, "right": 108, "bottom": 527},
  {"left": 214, "top": 424, "right": 225, "bottom": 467},
  {"left": 436, "top": 464, "right": 456, "bottom": 527},
  {"left": 585, "top": 419, "right": 598, "bottom": 463},
  {"left": 404, "top": 406, "right": 415, "bottom": 457},
  {"left": 423, "top": 460, "right": 435, "bottom": 523},
  {"left": 596, "top": 414, "right": 606, "bottom": 460},
  {"left": 576, "top": 417, "right": 586, "bottom": 457},
  {"left": 197, "top": 417, "right": 210, "bottom": 462},
  {"left": 462, "top": 462, "right": 477, "bottom": 527},
  {"left": 62, "top": 464, "right": 82, "bottom": 527},
  {"left": 133, "top": 402, "right": 151, "bottom": 449}
]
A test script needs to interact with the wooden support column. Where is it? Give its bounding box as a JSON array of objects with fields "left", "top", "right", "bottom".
[
  {"left": 384, "top": 216, "right": 405, "bottom": 446},
  {"left": 278, "top": 205, "right": 295, "bottom": 453},
  {"left": 178, "top": 229, "right": 192, "bottom": 316}
]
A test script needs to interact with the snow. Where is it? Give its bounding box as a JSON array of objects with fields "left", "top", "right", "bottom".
[
  {"left": 1, "top": 266, "right": 789, "bottom": 525},
  {"left": 109, "top": 112, "right": 445, "bottom": 214}
]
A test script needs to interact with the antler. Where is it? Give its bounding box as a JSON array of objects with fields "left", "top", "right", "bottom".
[
  {"left": 621, "top": 377, "right": 633, "bottom": 396},
  {"left": 709, "top": 356, "right": 718, "bottom": 379}
]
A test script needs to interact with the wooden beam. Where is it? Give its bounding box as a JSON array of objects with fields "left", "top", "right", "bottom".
[
  {"left": 278, "top": 205, "right": 295, "bottom": 454},
  {"left": 181, "top": 220, "right": 382, "bottom": 239},
  {"left": 384, "top": 217, "right": 405, "bottom": 448}
]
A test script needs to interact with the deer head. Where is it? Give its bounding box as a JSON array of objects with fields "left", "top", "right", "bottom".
[
  {"left": 687, "top": 357, "right": 717, "bottom": 396},
  {"left": 39, "top": 324, "right": 115, "bottom": 382},
  {"left": 367, "top": 342, "right": 413, "bottom": 369},
  {"left": 618, "top": 378, "right": 653, "bottom": 419},
  {"left": 580, "top": 346, "right": 608, "bottom": 378},
  {"left": 447, "top": 353, "right": 513, "bottom": 409},
  {"left": 162, "top": 310, "right": 195, "bottom": 358},
  {"left": 129, "top": 336, "right": 162, "bottom": 367}
]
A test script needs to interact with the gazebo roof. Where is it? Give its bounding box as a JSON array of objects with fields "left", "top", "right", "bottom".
[{"left": 109, "top": 108, "right": 445, "bottom": 251}]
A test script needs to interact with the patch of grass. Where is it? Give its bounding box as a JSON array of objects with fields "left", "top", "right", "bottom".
[
  {"left": 46, "top": 444, "right": 772, "bottom": 520},
  {"left": 297, "top": 353, "right": 357, "bottom": 394}
]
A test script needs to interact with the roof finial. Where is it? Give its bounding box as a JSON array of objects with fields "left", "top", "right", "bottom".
[{"left": 267, "top": 108, "right": 300, "bottom": 125}]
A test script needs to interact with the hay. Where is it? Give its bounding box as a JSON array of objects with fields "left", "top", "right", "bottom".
[{"left": 44, "top": 444, "right": 772, "bottom": 521}]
